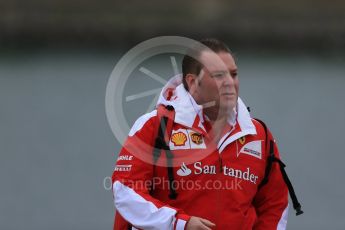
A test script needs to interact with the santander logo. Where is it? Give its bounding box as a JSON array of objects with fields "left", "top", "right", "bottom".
[{"left": 177, "top": 163, "right": 192, "bottom": 176}]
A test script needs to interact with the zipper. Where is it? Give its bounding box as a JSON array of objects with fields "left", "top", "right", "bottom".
[
  {"left": 216, "top": 150, "right": 223, "bottom": 230},
  {"left": 217, "top": 125, "right": 236, "bottom": 154},
  {"left": 218, "top": 154, "right": 223, "bottom": 173}
]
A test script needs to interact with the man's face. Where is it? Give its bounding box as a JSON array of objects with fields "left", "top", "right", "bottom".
[{"left": 195, "top": 50, "right": 239, "bottom": 113}]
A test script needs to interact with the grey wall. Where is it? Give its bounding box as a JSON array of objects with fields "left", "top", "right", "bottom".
[
  {"left": 1, "top": 0, "right": 345, "bottom": 51},
  {"left": 0, "top": 49, "right": 344, "bottom": 229}
]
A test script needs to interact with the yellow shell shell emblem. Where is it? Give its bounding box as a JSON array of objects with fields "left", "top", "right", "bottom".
[
  {"left": 171, "top": 132, "right": 187, "bottom": 146},
  {"left": 190, "top": 132, "right": 203, "bottom": 145},
  {"left": 239, "top": 136, "right": 246, "bottom": 145}
]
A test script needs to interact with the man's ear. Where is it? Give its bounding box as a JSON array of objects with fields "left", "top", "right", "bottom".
[{"left": 185, "top": 73, "right": 197, "bottom": 93}]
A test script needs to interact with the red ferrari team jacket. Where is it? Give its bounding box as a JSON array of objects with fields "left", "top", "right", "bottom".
[{"left": 112, "top": 78, "right": 289, "bottom": 230}]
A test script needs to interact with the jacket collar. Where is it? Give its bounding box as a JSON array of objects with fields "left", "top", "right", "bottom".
[{"left": 157, "top": 75, "right": 257, "bottom": 150}]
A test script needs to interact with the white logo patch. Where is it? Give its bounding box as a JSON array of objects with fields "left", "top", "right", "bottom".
[
  {"left": 238, "top": 140, "right": 262, "bottom": 159},
  {"left": 169, "top": 129, "right": 206, "bottom": 150},
  {"left": 169, "top": 129, "right": 190, "bottom": 150},
  {"left": 186, "top": 130, "right": 206, "bottom": 149},
  {"left": 176, "top": 163, "right": 192, "bottom": 176}
]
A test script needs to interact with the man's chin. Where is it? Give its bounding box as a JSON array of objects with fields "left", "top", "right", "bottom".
[{"left": 220, "top": 100, "right": 237, "bottom": 112}]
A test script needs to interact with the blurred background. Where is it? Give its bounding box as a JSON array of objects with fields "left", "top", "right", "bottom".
[{"left": 1, "top": 0, "right": 344, "bottom": 229}]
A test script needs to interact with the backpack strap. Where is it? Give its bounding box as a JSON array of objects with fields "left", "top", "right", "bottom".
[
  {"left": 151, "top": 105, "right": 177, "bottom": 199},
  {"left": 255, "top": 118, "right": 271, "bottom": 188},
  {"left": 254, "top": 118, "right": 304, "bottom": 216}
]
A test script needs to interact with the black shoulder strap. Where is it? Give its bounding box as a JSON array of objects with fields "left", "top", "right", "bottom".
[
  {"left": 255, "top": 118, "right": 273, "bottom": 188},
  {"left": 255, "top": 118, "right": 304, "bottom": 216},
  {"left": 151, "top": 105, "right": 178, "bottom": 200}
]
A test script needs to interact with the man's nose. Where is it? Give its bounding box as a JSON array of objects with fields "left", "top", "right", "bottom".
[{"left": 222, "top": 73, "right": 234, "bottom": 86}]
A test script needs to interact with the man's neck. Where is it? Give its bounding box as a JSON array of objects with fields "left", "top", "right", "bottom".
[
  {"left": 202, "top": 105, "right": 236, "bottom": 143},
  {"left": 203, "top": 106, "right": 229, "bottom": 123}
]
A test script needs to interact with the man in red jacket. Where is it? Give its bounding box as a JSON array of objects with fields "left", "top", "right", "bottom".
[{"left": 112, "top": 38, "right": 289, "bottom": 229}]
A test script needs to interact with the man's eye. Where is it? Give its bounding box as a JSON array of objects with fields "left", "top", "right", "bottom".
[
  {"left": 211, "top": 72, "right": 227, "bottom": 78},
  {"left": 213, "top": 73, "right": 224, "bottom": 78}
]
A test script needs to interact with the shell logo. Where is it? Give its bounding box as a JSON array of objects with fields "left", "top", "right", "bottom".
[{"left": 171, "top": 132, "right": 187, "bottom": 146}]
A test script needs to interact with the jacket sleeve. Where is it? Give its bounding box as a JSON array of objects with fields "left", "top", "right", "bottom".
[
  {"left": 252, "top": 129, "right": 289, "bottom": 230},
  {"left": 112, "top": 111, "right": 190, "bottom": 230}
]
